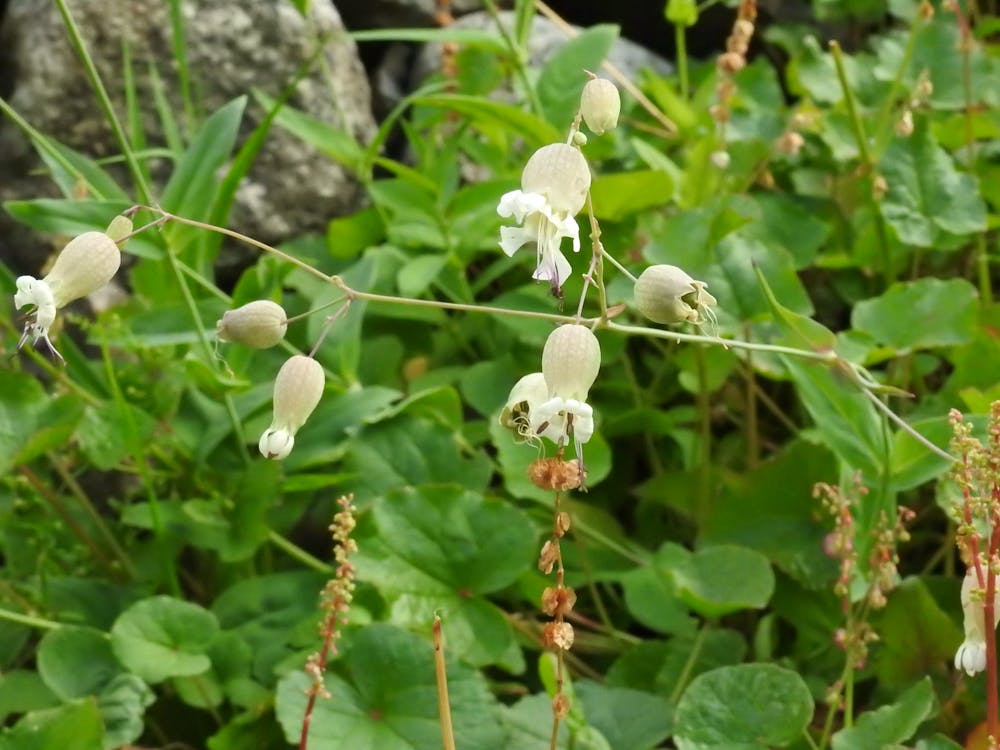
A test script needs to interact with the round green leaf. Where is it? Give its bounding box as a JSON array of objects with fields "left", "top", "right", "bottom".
[
  {"left": 674, "top": 664, "right": 814, "bottom": 749},
  {"left": 275, "top": 624, "right": 504, "bottom": 750},
  {"left": 37, "top": 626, "right": 120, "bottom": 700},
  {"left": 673, "top": 546, "right": 775, "bottom": 618},
  {"left": 110, "top": 596, "right": 219, "bottom": 683}
]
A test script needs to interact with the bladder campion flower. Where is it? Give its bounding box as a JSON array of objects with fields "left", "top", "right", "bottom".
[
  {"left": 259, "top": 355, "right": 325, "bottom": 460},
  {"left": 499, "top": 372, "right": 549, "bottom": 443},
  {"left": 955, "top": 568, "right": 1000, "bottom": 676},
  {"left": 534, "top": 324, "right": 601, "bottom": 458},
  {"left": 497, "top": 143, "right": 591, "bottom": 294},
  {"left": 14, "top": 216, "right": 129, "bottom": 360},
  {"left": 634, "top": 264, "right": 718, "bottom": 326},
  {"left": 217, "top": 300, "right": 288, "bottom": 349}
]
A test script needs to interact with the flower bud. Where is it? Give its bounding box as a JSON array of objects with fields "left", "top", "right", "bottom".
[
  {"left": 580, "top": 77, "right": 621, "bottom": 136},
  {"left": 710, "top": 150, "right": 731, "bottom": 169},
  {"left": 217, "top": 300, "right": 288, "bottom": 349},
  {"left": 104, "top": 214, "right": 133, "bottom": 243},
  {"left": 634, "top": 264, "right": 718, "bottom": 325},
  {"left": 520, "top": 143, "right": 591, "bottom": 216},
  {"left": 542, "top": 324, "right": 600, "bottom": 401},
  {"left": 259, "top": 355, "right": 325, "bottom": 460},
  {"left": 44, "top": 231, "right": 122, "bottom": 309}
]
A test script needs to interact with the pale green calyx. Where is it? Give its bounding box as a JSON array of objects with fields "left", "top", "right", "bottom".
[
  {"left": 633, "top": 264, "right": 718, "bottom": 326},
  {"left": 259, "top": 355, "right": 325, "bottom": 460},
  {"left": 217, "top": 300, "right": 288, "bottom": 349},
  {"left": 542, "top": 324, "right": 601, "bottom": 402},
  {"left": 580, "top": 77, "right": 621, "bottom": 135},
  {"left": 14, "top": 229, "right": 122, "bottom": 360}
]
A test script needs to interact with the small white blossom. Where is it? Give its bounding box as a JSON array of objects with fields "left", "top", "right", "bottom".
[
  {"left": 499, "top": 372, "right": 550, "bottom": 442},
  {"left": 14, "top": 220, "right": 126, "bottom": 360},
  {"left": 955, "top": 568, "right": 1000, "bottom": 676},
  {"left": 634, "top": 264, "right": 718, "bottom": 326},
  {"left": 259, "top": 355, "right": 325, "bottom": 460},
  {"left": 498, "top": 143, "right": 591, "bottom": 294}
]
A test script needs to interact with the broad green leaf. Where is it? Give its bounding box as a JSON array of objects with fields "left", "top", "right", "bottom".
[
  {"left": 537, "top": 25, "right": 618, "bottom": 129},
  {"left": 275, "top": 624, "right": 505, "bottom": 750},
  {"left": 621, "top": 543, "right": 698, "bottom": 637},
  {"left": 0, "top": 372, "right": 84, "bottom": 475},
  {"left": 889, "top": 416, "right": 954, "bottom": 491},
  {"left": 37, "top": 626, "right": 120, "bottom": 700},
  {"left": 327, "top": 207, "right": 385, "bottom": 260},
  {"left": 36, "top": 140, "right": 129, "bottom": 201},
  {"left": 0, "top": 700, "right": 104, "bottom": 750},
  {"left": 110, "top": 596, "right": 219, "bottom": 683},
  {"left": 357, "top": 485, "right": 535, "bottom": 669},
  {"left": 674, "top": 664, "right": 814, "bottom": 749},
  {"left": 576, "top": 681, "right": 673, "bottom": 750},
  {"left": 674, "top": 545, "right": 775, "bottom": 618},
  {"left": 607, "top": 631, "right": 747, "bottom": 697},
  {"left": 344, "top": 416, "right": 493, "bottom": 498},
  {"left": 0, "top": 671, "right": 58, "bottom": 721},
  {"left": 75, "top": 402, "right": 157, "bottom": 470},
  {"left": 160, "top": 97, "right": 247, "bottom": 219},
  {"left": 879, "top": 124, "right": 987, "bottom": 247},
  {"left": 4, "top": 199, "right": 162, "bottom": 259},
  {"left": 831, "top": 678, "right": 934, "bottom": 750},
  {"left": 412, "top": 94, "right": 563, "bottom": 148},
  {"left": 873, "top": 578, "right": 960, "bottom": 690},
  {"left": 701, "top": 441, "right": 838, "bottom": 586},
  {"left": 851, "top": 278, "right": 979, "bottom": 351},
  {"left": 590, "top": 171, "right": 675, "bottom": 221},
  {"left": 740, "top": 193, "right": 831, "bottom": 269},
  {"left": 397, "top": 254, "right": 447, "bottom": 297}
]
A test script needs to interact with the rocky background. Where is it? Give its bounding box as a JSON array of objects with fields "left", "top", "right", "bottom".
[{"left": 0, "top": 0, "right": 791, "bottom": 274}]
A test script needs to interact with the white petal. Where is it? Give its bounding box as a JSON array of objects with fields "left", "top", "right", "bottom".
[
  {"left": 497, "top": 190, "right": 548, "bottom": 222},
  {"left": 532, "top": 246, "right": 573, "bottom": 288},
  {"left": 532, "top": 397, "right": 569, "bottom": 441},
  {"left": 499, "top": 225, "right": 535, "bottom": 257},
  {"left": 563, "top": 399, "right": 594, "bottom": 444},
  {"left": 259, "top": 427, "right": 295, "bottom": 460},
  {"left": 956, "top": 640, "right": 987, "bottom": 676}
]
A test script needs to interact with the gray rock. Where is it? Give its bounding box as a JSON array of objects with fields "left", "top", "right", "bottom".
[
  {"left": 337, "top": 0, "right": 484, "bottom": 29},
  {"left": 378, "top": 10, "right": 672, "bottom": 109},
  {"left": 0, "top": 0, "right": 376, "bottom": 272}
]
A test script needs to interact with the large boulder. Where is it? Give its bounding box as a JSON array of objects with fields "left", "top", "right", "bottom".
[{"left": 0, "top": 0, "right": 376, "bottom": 271}]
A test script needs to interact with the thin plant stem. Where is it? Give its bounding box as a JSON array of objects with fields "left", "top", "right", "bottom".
[
  {"left": 872, "top": 14, "right": 924, "bottom": 148},
  {"left": 862, "top": 389, "right": 954, "bottom": 462},
  {"left": 267, "top": 531, "right": 335, "bottom": 575},
  {"left": 167, "top": 0, "right": 197, "bottom": 134},
  {"left": 0, "top": 607, "right": 63, "bottom": 631},
  {"left": 53, "top": 0, "right": 152, "bottom": 202},
  {"left": 675, "top": 22, "right": 689, "bottom": 99},
  {"left": 482, "top": 0, "right": 545, "bottom": 117},
  {"left": 694, "top": 346, "right": 712, "bottom": 518},
  {"left": 668, "top": 624, "right": 709, "bottom": 704},
  {"left": 433, "top": 616, "right": 458, "bottom": 750}
]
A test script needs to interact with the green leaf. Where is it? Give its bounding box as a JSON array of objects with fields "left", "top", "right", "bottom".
[
  {"left": 873, "top": 578, "right": 960, "bottom": 690},
  {"left": 75, "top": 403, "right": 157, "bottom": 470},
  {"left": 0, "top": 372, "right": 84, "bottom": 475},
  {"left": 0, "top": 700, "right": 104, "bottom": 750},
  {"left": 576, "top": 682, "right": 673, "bottom": 750},
  {"left": 590, "top": 171, "right": 675, "bottom": 221},
  {"left": 621, "top": 543, "right": 698, "bottom": 637},
  {"left": 37, "top": 627, "right": 121, "bottom": 700},
  {"left": 96, "top": 674, "right": 155, "bottom": 750},
  {"left": 260, "top": 92, "right": 364, "bottom": 174},
  {"left": 674, "top": 545, "right": 775, "bottom": 618},
  {"left": 327, "top": 207, "right": 386, "bottom": 260},
  {"left": 397, "top": 254, "right": 447, "bottom": 297},
  {"left": 831, "top": 678, "right": 934, "bottom": 750},
  {"left": 607, "top": 631, "right": 747, "bottom": 696},
  {"left": 889, "top": 416, "right": 953, "bottom": 491},
  {"left": 674, "top": 664, "right": 814, "bottom": 749},
  {"left": 851, "top": 278, "right": 979, "bottom": 351},
  {"left": 537, "top": 24, "right": 618, "bottom": 128},
  {"left": 110, "top": 596, "right": 220, "bottom": 683},
  {"left": 879, "top": 124, "right": 987, "bottom": 247},
  {"left": 161, "top": 97, "right": 247, "bottom": 219},
  {"left": 3, "top": 199, "right": 162, "bottom": 259},
  {"left": 357, "top": 485, "right": 536, "bottom": 669},
  {"left": 36, "top": 140, "right": 129, "bottom": 202},
  {"left": 412, "top": 94, "right": 563, "bottom": 148},
  {"left": 275, "top": 624, "right": 505, "bottom": 750},
  {"left": 0, "top": 671, "right": 59, "bottom": 722}
]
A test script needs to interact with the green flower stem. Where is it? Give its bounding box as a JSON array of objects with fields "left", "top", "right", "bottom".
[
  {"left": 267, "top": 530, "right": 334, "bottom": 574},
  {"left": 599, "top": 246, "right": 638, "bottom": 283},
  {"left": 53, "top": 0, "right": 152, "bottom": 203},
  {"left": 829, "top": 40, "right": 893, "bottom": 283},
  {"left": 675, "top": 23, "right": 689, "bottom": 99},
  {"left": 482, "top": 0, "right": 545, "bottom": 117},
  {"left": 861, "top": 389, "right": 953, "bottom": 462},
  {"left": 872, "top": 13, "right": 924, "bottom": 150},
  {"left": 0, "top": 607, "right": 63, "bottom": 631},
  {"left": 668, "top": 623, "right": 709, "bottom": 704}
]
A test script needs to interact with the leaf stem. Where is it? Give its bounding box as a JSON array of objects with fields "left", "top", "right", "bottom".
[
  {"left": 433, "top": 616, "right": 458, "bottom": 750},
  {"left": 0, "top": 607, "right": 63, "bottom": 631}
]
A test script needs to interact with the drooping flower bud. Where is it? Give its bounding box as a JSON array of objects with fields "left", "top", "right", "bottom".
[
  {"left": 14, "top": 226, "right": 123, "bottom": 358},
  {"left": 217, "top": 300, "right": 288, "bottom": 349},
  {"left": 259, "top": 355, "right": 325, "bottom": 460},
  {"left": 520, "top": 143, "right": 591, "bottom": 216},
  {"left": 541, "top": 324, "right": 601, "bottom": 401},
  {"left": 634, "top": 264, "right": 717, "bottom": 326},
  {"left": 955, "top": 568, "right": 1000, "bottom": 676},
  {"left": 104, "top": 214, "right": 134, "bottom": 243},
  {"left": 580, "top": 77, "right": 621, "bottom": 136}
]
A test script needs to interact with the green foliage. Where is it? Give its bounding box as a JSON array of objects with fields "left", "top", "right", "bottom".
[{"left": 1, "top": 0, "right": 997, "bottom": 747}]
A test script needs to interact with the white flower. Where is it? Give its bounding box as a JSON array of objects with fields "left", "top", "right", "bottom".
[
  {"left": 14, "top": 221, "right": 126, "bottom": 360},
  {"left": 497, "top": 143, "right": 591, "bottom": 294},
  {"left": 259, "top": 355, "right": 325, "bottom": 460},
  {"left": 499, "top": 372, "right": 550, "bottom": 443},
  {"left": 955, "top": 567, "right": 1000, "bottom": 676},
  {"left": 633, "top": 264, "right": 718, "bottom": 326}
]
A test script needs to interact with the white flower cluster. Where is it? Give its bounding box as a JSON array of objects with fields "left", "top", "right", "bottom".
[{"left": 955, "top": 567, "right": 1000, "bottom": 676}]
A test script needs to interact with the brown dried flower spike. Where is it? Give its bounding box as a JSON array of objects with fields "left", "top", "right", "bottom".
[{"left": 528, "top": 457, "right": 584, "bottom": 492}]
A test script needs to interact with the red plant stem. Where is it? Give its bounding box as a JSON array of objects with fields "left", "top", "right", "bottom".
[
  {"left": 298, "top": 607, "right": 340, "bottom": 750},
  {"left": 961, "top": 449, "right": 985, "bottom": 587}
]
